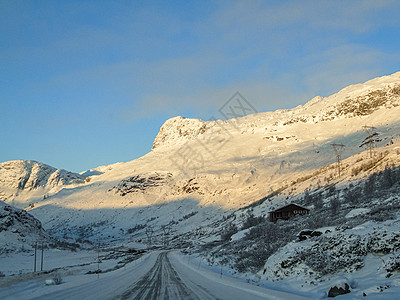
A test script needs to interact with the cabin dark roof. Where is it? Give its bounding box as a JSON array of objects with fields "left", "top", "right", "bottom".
[{"left": 270, "top": 204, "right": 309, "bottom": 213}]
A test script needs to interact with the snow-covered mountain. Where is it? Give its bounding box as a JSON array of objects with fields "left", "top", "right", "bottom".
[
  {"left": 152, "top": 116, "right": 209, "bottom": 150},
  {"left": 1, "top": 71, "right": 400, "bottom": 243},
  {"left": 0, "top": 160, "right": 84, "bottom": 207},
  {"left": 0, "top": 201, "right": 54, "bottom": 253},
  {"left": 2, "top": 71, "right": 400, "bottom": 298}
]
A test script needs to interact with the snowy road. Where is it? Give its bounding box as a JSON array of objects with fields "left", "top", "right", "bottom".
[
  {"left": 119, "top": 252, "right": 206, "bottom": 299},
  {"left": 0, "top": 251, "right": 310, "bottom": 300},
  {"left": 118, "top": 251, "right": 309, "bottom": 300}
]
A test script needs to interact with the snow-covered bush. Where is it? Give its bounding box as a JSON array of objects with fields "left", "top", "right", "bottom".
[
  {"left": 367, "top": 230, "right": 400, "bottom": 254},
  {"left": 381, "top": 165, "right": 396, "bottom": 188},
  {"left": 343, "top": 186, "right": 362, "bottom": 204},
  {"left": 241, "top": 212, "right": 265, "bottom": 230},
  {"left": 52, "top": 273, "right": 62, "bottom": 285},
  {"left": 264, "top": 218, "right": 400, "bottom": 283},
  {"left": 381, "top": 252, "right": 400, "bottom": 273},
  {"left": 369, "top": 204, "right": 398, "bottom": 222},
  {"left": 201, "top": 165, "right": 400, "bottom": 278},
  {"left": 235, "top": 242, "right": 270, "bottom": 273},
  {"left": 297, "top": 233, "right": 366, "bottom": 275},
  {"left": 313, "top": 193, "right": 324, "bottom": 209},
  {"left": 363, "top": 174, "right": 377, "bottom": 198},
  {"left": 330, "top": 197, "right": 340, "bottom": 215},
  {"left": 127, "top": 224, "right": 146, "bottom": 234},
  {"left": 234, "top": 221, "right": 296, "bottom": 272},
  {"left": 220, "top": 223, "right": 238, "bottom": 242}
]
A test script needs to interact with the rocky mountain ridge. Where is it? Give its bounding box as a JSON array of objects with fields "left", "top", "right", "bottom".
[
  {"left": 0, "top": 160, "right": 84, "bottom": 204},
  {"left": 0, "top": 201, "right": 53, "bottom": 253},
  {"left": 152, "top": 116, "right": 210, "bottom": 150},
  {"left": 151, "top": 72, "right": 400, "bottom": 150}
]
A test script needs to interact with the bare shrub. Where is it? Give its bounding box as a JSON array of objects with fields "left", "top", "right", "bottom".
[
  {"left": 241, "top": 212, "right": 265, "bottom": 230},
  {"left": 343, "top": 186, "right": 362, "bottom": 204},
  {"left": 220, "top": 223, "right": 238, "bottom": 242},
  {"left": 53, "top": 273, "right": 62, "bottom": 285},
  {"left": 330, "top": 197, "right": 340, "bottom": 216}
]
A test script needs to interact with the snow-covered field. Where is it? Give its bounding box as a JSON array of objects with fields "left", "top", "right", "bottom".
[{"left": 0, "top": 249, "right": 152, "bottom": 300}]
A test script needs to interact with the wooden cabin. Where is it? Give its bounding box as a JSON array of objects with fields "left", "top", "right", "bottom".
[{"left": 269, "top": 204, "right": 309, "bottom": 223}]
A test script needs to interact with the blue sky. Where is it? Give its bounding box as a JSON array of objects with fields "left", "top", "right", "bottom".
[{"left": 1, "top": 0, "right": 400, "bottom": 172}]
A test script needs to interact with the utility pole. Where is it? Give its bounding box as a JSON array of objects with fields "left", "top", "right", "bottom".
[
  {"left": 161, "top": 225, "right": 171, "bottom": 249},
  {"left": 34, "top": 242, "right": 37, "bottom": 272},
  {"left": 331, "top": 144, "right": 345, "bottom": 178},
  {"left": 97, "top": 242, "right": 100, "bottom": 279},
  {"left": 145, "top": 226, "right": 153, "bottom": 249},
  {"left": 361, "top": 126, "right": 378, "bottom": 158},
  {"left": 41, "top": 242, "right": 44, "bottom": 272}
]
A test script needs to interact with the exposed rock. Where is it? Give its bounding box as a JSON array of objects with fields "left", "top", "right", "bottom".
[
  {"left": 328, "top": 281, "right": 351, "bottom": 297},
  {"left": 152, "top": 116, "right": 210, "bottom": 150},
  {"left": 110, "top": 172, "right": 172, "bottom": 196},
  {"left": 297, "top": 229, "right": 323, "bottom": 241},
  {"left": 0, "top": 201, "right": 54, "bottom": 252}
]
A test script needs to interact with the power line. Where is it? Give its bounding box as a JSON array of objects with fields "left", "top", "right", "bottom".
[
  {"left": 331, "top": 143, "right": 345, "bottom": 178},
  {"left": 161, "top": 224, "right": 171, "bottom": 249},
  {"left": 361, "top": 126, "right": 378, "bottom": 158}
]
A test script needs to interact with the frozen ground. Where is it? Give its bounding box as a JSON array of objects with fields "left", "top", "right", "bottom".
[
  {"left": 0, "top": 251, "right": 311, "bottom": 300},
  {"left": 0, "top": 248, "right": 98, "bottom": 277}
]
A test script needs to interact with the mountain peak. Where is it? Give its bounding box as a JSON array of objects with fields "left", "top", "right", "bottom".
[
  {"left": 0, "top": 160, "right": 84, "bottom": 204},
  {"left": 152, "top": 116, "right": 209, "bottom": 150},
  {"left": 151, "top": 71, "right": 400, "bottom": 151}
]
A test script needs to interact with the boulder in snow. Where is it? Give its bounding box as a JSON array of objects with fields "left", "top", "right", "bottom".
[{"left": 328, "top": 279, "right": 351, "bottom": 297}]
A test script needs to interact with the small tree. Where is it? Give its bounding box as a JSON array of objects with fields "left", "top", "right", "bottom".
[
  {"left": 381, "top": 165, "right": 395, "bottom": 188},
  {"left": 313, "top": 192, "right": 324, "bottom": 209},
  {"left": 344, "top": 186, "right": 362, "bottom": 204},
  {"left": 303, "top": 190, "right": 312, "bottom": 204},
  {"left": 330, "top": 197, "right": 340, "bottom": 216},
  {"left": 241, "top": 212, "right": 265, "bottom": 230},
  {"left": 327, "top": 185, "right": 337, "bottom": 197},
  {"left": 221, "top": 223, "right": 238, "bottom": 242},
  {"left": 363, "top": 173, "right": 377, "bottom": 198}
]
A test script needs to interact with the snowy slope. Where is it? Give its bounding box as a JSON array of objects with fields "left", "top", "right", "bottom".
[
  {"left": 0, "top": 201, "right": 54, "bottom": 253},
  {"left": 1, "top": 71, "right": 400, "bottom": 245},
  {"left": 0, "top": 160, "right": 84, "bottom": 208},
  {"left": 261, "top": 218, "right": 400, "bottom": 298}
]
